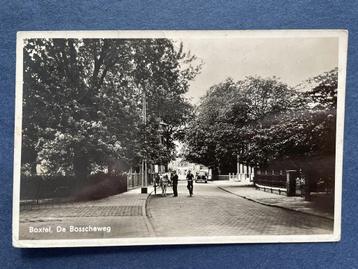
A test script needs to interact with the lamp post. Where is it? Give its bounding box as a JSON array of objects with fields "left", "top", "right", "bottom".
[{"left": 141, "top": 87, "right": 148, "bottom": 194}]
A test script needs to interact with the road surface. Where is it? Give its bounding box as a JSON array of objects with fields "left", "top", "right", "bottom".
[
  {"left": 147, "top": 181, "right": 333, "bottom": 236},
  {"left": 19, "top": 181, "right": 333, "bottom": 240}
]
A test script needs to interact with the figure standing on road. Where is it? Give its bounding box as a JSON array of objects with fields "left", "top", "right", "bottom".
[
  {"left": 186, "top": 170, "right": 194, "bottom": 197},
  {"left": 171, "top": 171, "right": 179, "bottom": 197},
  {"left": 154, "top": 173, "right": 160, "bottom": 195}
]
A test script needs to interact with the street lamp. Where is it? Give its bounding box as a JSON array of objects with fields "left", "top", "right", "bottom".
[{"left": 141, "top": 86, "right": 148, "bottom": 194}]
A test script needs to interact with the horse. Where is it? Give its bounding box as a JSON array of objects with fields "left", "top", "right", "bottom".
[{"left": 160, "top": 173, "right": 169, "bottom": 197}]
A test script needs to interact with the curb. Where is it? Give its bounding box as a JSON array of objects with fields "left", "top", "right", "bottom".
[
  {"left": 143, "top": 190, "right": 156, "bottom": 237},
  {"left": 217, "top": 186, "right": 334, "bottom": 221}
]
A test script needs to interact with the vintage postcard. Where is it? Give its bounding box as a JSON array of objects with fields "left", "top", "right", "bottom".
[{"left": 13, "top": 30, "right": 347, "bottom": 248}]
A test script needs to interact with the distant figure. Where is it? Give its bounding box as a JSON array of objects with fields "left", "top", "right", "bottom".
[
  {"left": 154, "top": 173, "right": 160, "bottom": 195},
  {"left": 186, "top": 170, "right": 194, "bottom": 197},
  {"left": 160, "top": 173, "right": 169, "bottom": 197},
  {"left": 171, "top": 171, "right": 179, "bottom": 197}
]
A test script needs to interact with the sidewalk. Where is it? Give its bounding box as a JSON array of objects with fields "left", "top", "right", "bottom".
[
  {"left": 19, "top": 186, "right": 156, "bottom": 239},
  {"left": 214, "top": 181, "right": 334, "bottom": 220}
]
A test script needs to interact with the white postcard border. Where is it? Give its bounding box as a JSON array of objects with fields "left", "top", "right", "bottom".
[{"left": 13, "top": 30, "right": 348, "bottom": 248}]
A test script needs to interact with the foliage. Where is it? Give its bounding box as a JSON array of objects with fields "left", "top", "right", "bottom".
[
  {"left": 22, "top": 38, "right": 200, "bottom": 177},
  {"left": 184, "top": 69, "right": 338, "bottom": 173}
]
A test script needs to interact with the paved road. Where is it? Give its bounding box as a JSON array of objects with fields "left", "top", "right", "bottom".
[
  {"left": 19, "top": 181, "right": 333, "bottom": 240},
  {"left": 147, "top": 181, "right": 333, "bottom": 237}
]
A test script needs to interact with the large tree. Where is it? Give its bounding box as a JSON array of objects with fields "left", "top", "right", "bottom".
[
  {"left": 184, "top": 69, "right": 337, "bottom": 174},
  {"left": 251, "top": 68, "right": 338, "bottom": 165},
  {"left": 184, "top": 77, "right": 295, "bottom": 174},
  {"left": 22, "top": 38, "right": 200, "bottom": 178}
]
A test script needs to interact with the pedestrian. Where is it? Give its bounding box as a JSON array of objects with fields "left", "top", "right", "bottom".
[
  {"left": 186, "top": 170, "right": 194, "bottom": 197},
  {"left": 171, "top": 170, "right": 179, "bottom": 197},
  {"left": 154, "top": 173, "right": 160, "bottom": 195}
]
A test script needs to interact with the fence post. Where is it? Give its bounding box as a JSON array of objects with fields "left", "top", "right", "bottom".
[
  {"left": 286, "top": 170, "right": 297, "bottom": 196},
  {"left": 304, "top": 171, "right": 312, "bottom": 201},
  {"left": 131, "top": 170, "right": 133, "bottom": 188}
]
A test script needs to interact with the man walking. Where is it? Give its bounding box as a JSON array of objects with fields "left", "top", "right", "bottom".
[
  {"left": 186, "top": 170, "right": 194, "bottom": 197},
  {"left": 171, "top": 170, "right": 179, "bottom": 197}
]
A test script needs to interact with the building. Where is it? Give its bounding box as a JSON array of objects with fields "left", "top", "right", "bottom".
[{"left": 169, "top": 158, "right": 211, "bottom": 180}]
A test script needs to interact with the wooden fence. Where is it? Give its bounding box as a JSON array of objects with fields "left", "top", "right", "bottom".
[
  {"left": 127, "top": 172, "right": 142, "bottom": 189},
  {"left": 126, "top": 172, "right": 154, "bottom": 189}
]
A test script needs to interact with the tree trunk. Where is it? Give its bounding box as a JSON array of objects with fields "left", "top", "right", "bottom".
[
  {"left": 211, "top": 166, "right": 219, "bottom": 180},
  {"left": 165, "top": 163, "right": 169, "bottom": 172},
  {"left": 73, "top": 153, "right": 90, "bottom": 182}
]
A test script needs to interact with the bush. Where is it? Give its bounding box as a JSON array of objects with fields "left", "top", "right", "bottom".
[{"left": 73, "top": 174, "right": 127, "bottom": 202}]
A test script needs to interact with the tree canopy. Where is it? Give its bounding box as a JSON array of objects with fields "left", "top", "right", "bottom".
[
  {"left": 184, "top": 69, "right": 338, "bottom": 174},
  {"left": 22, "top": 38, "right": 200, "bottom": 177}
]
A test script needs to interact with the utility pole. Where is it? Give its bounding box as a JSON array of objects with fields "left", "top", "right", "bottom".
[{"left": 141, "top": 87, "right": 148, "bottom": 194}]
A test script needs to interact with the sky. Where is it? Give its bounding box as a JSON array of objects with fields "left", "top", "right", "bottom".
[{"left": 177, "top": 37, "right": 338, "bottom": 104}]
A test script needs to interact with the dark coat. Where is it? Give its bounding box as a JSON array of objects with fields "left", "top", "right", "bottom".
[{"left": 171, "top": 174, "right": 178, "bottom": 185}]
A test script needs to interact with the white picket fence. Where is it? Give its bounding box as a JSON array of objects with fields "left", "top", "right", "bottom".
[{"left": 229, "top": 172, "right": 254, "bottom": 182}]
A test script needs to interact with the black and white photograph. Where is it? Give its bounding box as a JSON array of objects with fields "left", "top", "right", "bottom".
[{"left": 13, "top": 30, "right": 347, "bottom": 247}]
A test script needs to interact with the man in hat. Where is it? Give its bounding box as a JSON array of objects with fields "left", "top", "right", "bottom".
[
  {"left": 186, "top": 170, "right": 194, "bottom": 197},
  {"left": 171, "top": 170, "right": 179, "bottom": 197}
]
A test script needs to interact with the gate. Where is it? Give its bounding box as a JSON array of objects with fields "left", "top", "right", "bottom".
[{"left": 286, "top": 170, "right": 305, "bottom": 196}]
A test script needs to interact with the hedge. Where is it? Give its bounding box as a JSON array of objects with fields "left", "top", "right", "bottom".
[{"left": 20, "top": 173, "right": 127, "bottom": 202}]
